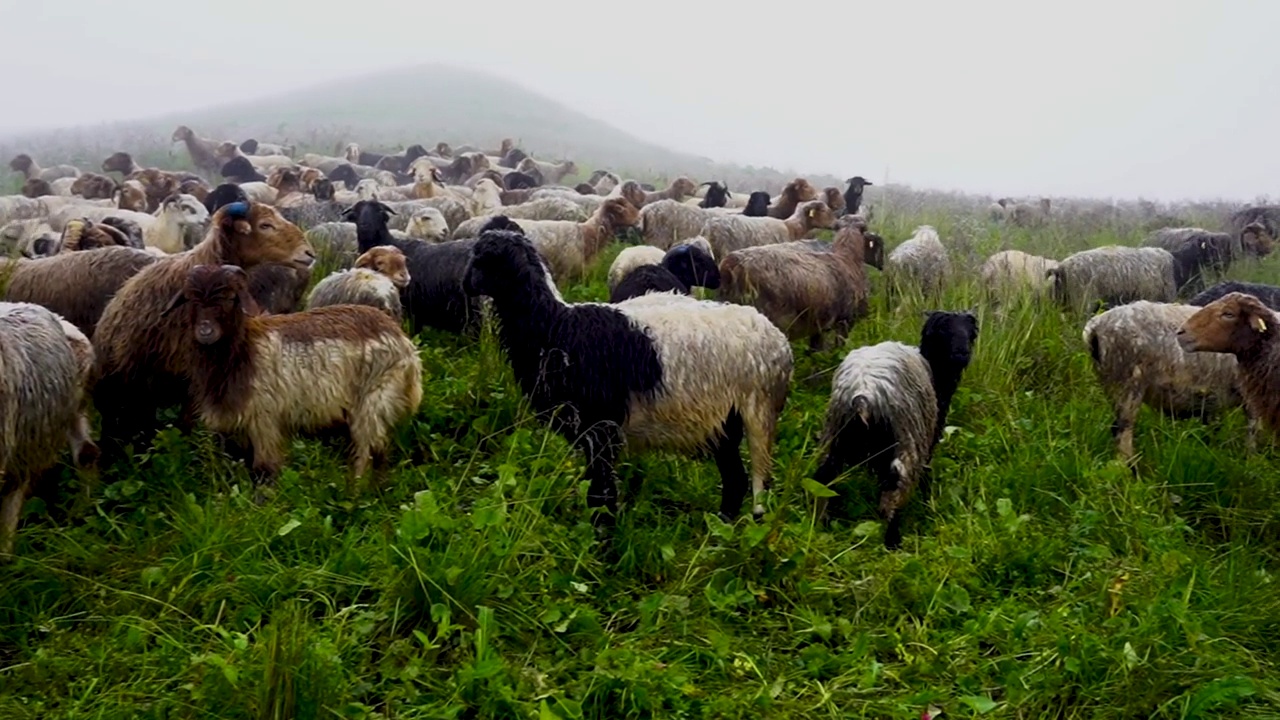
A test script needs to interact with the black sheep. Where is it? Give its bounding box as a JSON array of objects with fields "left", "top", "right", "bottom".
[
  {"left": 503, "top": 172, "right": 539, "bottom": 190},
  {"left": 1189, "top": 281, "right": 1280, "bottom": 310},
  {"left": 698, "top": 181, "right": 731, "bottom": 209},
  {"left": 610, "top": 244, "right": 722, "bottom": 303},
  {"left": 843, "top": 176, "right": 873, "bottom": 216},
  {"left": 742, "top": 191, "right": 771, "bottom": 217},
  {"left": 220, "top": 156, "right": 266, "bottom": 184},
  {"left": 327, "top": 164, "right": 360, "bottom": 190},
  {"left": 345, "top": 200, "right": 483, "bottom": 335}
]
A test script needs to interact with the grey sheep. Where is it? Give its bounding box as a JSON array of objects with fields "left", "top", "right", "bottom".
[
  {"left": 451, "top": 197, "right": 588, "bottom": 239},
  {"left": 639, "top": 199, "right": 725, "bottom": 250},
  {"left": 885, "top": 225, "right": 950, "bottom": 297},
  {"left": 0, "top": 302, "right": 97, "bottom": 556},
  {"left": 1048, "top": 244, "right": 1215, "bottom": 310},
  {"left": 700, "top": 200, "right": 839, "bottom": 258},
  {"left": 1083, "top": 300, "right": 1253, "bottom": 461}
]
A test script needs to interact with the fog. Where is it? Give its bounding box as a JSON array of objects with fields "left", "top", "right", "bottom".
[{"left": 3, "top": 0, "right": 1276, "bottom": 201}]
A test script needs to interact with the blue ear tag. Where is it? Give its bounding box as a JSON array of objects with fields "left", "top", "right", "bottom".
[{"left": 225, "top": 201, "right": 249, "bottom": 217}]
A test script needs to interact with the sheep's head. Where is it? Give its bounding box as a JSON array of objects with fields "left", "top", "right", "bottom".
[
  {"left": 212, "top": 201, "right": 314, "bottom": 270},
  {"left": 560, "top": 160, "right": 579, "bottom": 175},
  {"left": 21, "top": 178, "right": 52, "bottom": 198},
  {"left": 8, "top": 154, "right": 33, "bottom": 174},
  {"left": 784, "top": 178, "right": 819, "bottom": 202},
  {"left": 796, "top": 200, "right": 838, "bottom": 230},
  {"left": 343, "top": 143, "right": 361, "bottom": 163},
  {"left": 822, "top": 187, "right": 846, "bottom": 213},
  {"left": 298, "top": 167, "right": 325, "bottom": 191},
  {"left": 407, "top": 207, "right": 449, "bottom": 242},
  {"left": 355, "top": 179, "right": 382, "bottom": 200},
  {"left": 311, "top": 178, "right": 336, "bottom": 201},
  {"left": 240, "top": 139, "right": 259, "bottom": 154},
  {"left": 743, "top": 191, "right": 771, "bottom": 216},
  {"left": 102, "top": 151, "right": 135, "bottom": 174},
  {"left": 665, "top": 243, "right": 721, "bottom": 290},
  {"left": 356, "top": 245, "right": 411, "bottom": 288},
  {"left": 1242, "top": 221, "right": 1275, "bottom": 258},
  {"left": 71, "top": 173, "right": 118, "bottom": 199},
  {"left": 171, "top": 126, "right": 194, "bottom": 142},
  {"left": 618, "top": 181, "right": 646, "bottom": 209},
  {"left": 669, "top": 177, "right": 698, "bottom": 200},
  {"left": 204, "top": 183, "right": 249, "bottom": 215},
  {"left": 1178, "top": 291, "right": 1275, "bottom": 355},
  {"left": 435, "top": 142, "right": 453, "bottom": 158},
  {"left": 214, "top": 141, "right": 241, "bottom": 162},
  {"left": 115, "top": 181, "right": 148, "bottom": 212},
  {"left": 327, "top": 163, "right": 360, "bottom": 190},
  {"left": 920, "top": 310, "right": 980, "bottom": 370},
  {"left": 845, "top": 176, "right": 873, "bottom": 190},
  {"left": 464, "top": 229, "right": 546, "bottom": 299},
  {"left": 597, "top": 197, "right": 642, "bottom": 236},
  {"left": 163, "top": 264, "right": 256, "bottom": 345},
  {"left": 473, "top": 178, "right": 502, "bottom": 197},
  {"left": 343, "top": 199, "right": 397, "bottom": 232}
]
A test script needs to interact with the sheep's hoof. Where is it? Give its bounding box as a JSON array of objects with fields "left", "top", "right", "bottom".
[
  {"left": 717, "top": 511, "right": 735, "bottom": 524},
  {"left": 751, "top": 505, "right": 766, "bottom": 521}
]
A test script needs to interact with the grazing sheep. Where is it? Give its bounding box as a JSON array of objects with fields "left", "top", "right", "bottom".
[
  {"left": 165, "top": 264, "right": 421, "bottom": 488},
  {"left": 885, "top": 225, "right": 950, "bottom": 297},
  {"left": 1177, "top": 292, "right": 1280, "bottom": 441},
  {"left": 463, "top": 229, "right": 793, "bottom": 520},
  {"left": 345, "top": 200, "right": 484, "bottom": 335},
  {"left": 0, "top": 219, "right": 60, "bottom": 258},
  {"left": 1190, "top": 281, "right": 1280, "bottom": 310},
  {"left": 306, "top": 245, "right": 410, "bottom": 319},
  {"left": 979, "top": 250, "right": 1059, "bottom": 297},
  {"left": 1084, "top": 301, "right": 1253, "bottom": 461},
  {"left": 742, "top": 192, "right": 771, "bottom": 217},
  {"left": 609, "top": 240, "right": 721, "bottom": 303},
  {"left": 1048, "top": 245, "right": 1214, "bottom": 310},
  {"left": 701, "top": 200, "right": 838, "bottom": 258},
  {"left": 0, "top": 302, "right": 97, "bottom": 556},
  {"left": 70, "top": 173, "right": 118, "bottom": 200},
  {"left": 2, "top": 247, "right": 159, "bottom": 337},
  {"left": 812, "top": 310, "right": 979, "bottom": 549},
  {"left": 718, "top": 217, "right": 880, "bottom": 349},
  {"left": 8, "top": 154, "right": 79, "bottom": 182},
  {"left": 487, "top": 198, "right": 641, "bottom": 282},
  {"left": 91, "top": 201, "right": 315, "bottom": 458},
  {"left": 172, "top": 125, "right": 224, "bottom": 176},
  {"left": 843, "top": 176, "right": 873, "bottom": 217}
]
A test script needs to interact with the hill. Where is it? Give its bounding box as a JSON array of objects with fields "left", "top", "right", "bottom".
[{"left": 0, "top": 64, "right": 839, "bottom": 193}]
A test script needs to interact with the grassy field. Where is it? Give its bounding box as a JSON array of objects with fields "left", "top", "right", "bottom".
[{"left": 2, "top": 190, "right": 1279, "bottom": 719}]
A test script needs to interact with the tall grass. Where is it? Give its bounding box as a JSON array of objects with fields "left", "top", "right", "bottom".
[{"left": 1, "top": 168, "right": 1279, "bottom": 719}]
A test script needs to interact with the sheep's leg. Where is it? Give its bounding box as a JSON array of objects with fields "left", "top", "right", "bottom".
[
  {"left": 0, "top": 474, "right": 33, "bottom": 557},
  {"left": 879, "top": 459, "right": 912, "bottom": 550},
  {"left": 744, "top": 404, "right": 777, "bottom": 520},
  {"left": 711, "top": 411, "right": 747, "bottom": 521},
  {"left": 68, "top": 413, "right": 100, "bottom": 515},
  {"left": 1112, "top": 392, "right": 1142, "bottom": 463},
  {"left": 1246, "top": 411, "right": 1260, "bottom": 455},
  {"left": 247, "top": 422, "right": 287, "bottom": 503},
  {"left": 577, "top": 425, "right": 621, "bottom": 526}
]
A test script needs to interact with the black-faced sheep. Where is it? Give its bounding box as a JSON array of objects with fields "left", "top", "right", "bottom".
[
  {"left": 811, "top": 310, "right": 979, "bottom": 549},
  {"left": 701, "top": 201, "right": 839, "bottom": 259},
  {"left": 345, "top": 200, "right": 484, "bottom": 336},
  {"left": 91, "top": 201, "right": 315, "bottom": 459},
  {"left": 718, "top": 218, "right": 881, "bottom": 349},
  {"left": 0, "top": 302, "right": 97, "bottom": 556},
  {"left": 306, "top": 245, "right": 410, "bottom": 319},
  {"left": 608, "top": 240, "right": 721, "bottom": 303},
  {"left": 1189, "top": 281, "right": 1280, "bottom": 310},
  {"left": 463, "top": 229, "right": 794, "bottom": 521},
  {"left": 742, "top": 192, "right": 771, "bottom": 217},
  {"left": 163, "top": 264, "right": 421, "bottom": 489},
  {"left": 1084, "top": 301, "right": 1253, "bottom": 461},
  {"left": 843, "top": 176, "right": 873, "bottom": 217},
  {"left": 698, "top": 182, "right": 732, "bottom": 209},
  {"left": 1178, "top": 292, "right": 1280, "bottom": 441},
  {"left": 220, "top": 156, "right": 267, "bottom": 184}
]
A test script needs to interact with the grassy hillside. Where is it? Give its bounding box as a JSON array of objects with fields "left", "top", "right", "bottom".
[{"left": 0, "top": 64, "right": 840, "bottom": 194}]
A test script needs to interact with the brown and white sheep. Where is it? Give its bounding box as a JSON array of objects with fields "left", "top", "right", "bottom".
[
  {"left": 494, "top": 197, "right": 641, "bottom": 282},
  {"left": 306, "top": 245, "right": 410, "bottom": 319},
  {"left": 164, "top": 264, "right": 422, "bottom": 487}
]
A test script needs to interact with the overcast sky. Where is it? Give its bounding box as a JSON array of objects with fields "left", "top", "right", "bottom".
[{"left": 2, "top": 0, "right": 1276, "bottom": 201}]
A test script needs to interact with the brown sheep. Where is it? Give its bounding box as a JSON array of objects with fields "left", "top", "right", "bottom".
[
  {"left": 1178, "top": 292, "right": 1280, "bottom": 439},
  {"left": 114, "top": 181, "right": 149, "bottom": 213},
  {"left": 821, "top": 187, "right": 847, "bottom": 214},
  {"left": 718, "top": 216, "right": 880, "bottom": 349},
  {"left": 59, "top": 218, "right": 141, "bottom": 252},
  {"left": 164, "top": 264, "right": 422, "bottom": 490},
  {"left": 767, "top": 178, "right": 820, "bottom": 219},
  {"left": 101, "top": 152, "right": 143, "bottom": 176},
  {"left": 1242, "top": 221, "right": 1276, "bottom": 258},
  {"left": 91, "top": 202, "right": 315, "bottom": 458},
  {"left": 702, "top": 200, "right": 839, "bottom": 258},
  {"left": 71, "top": 173, "right": 119, "bottom": 200},
  {"left": 171, "top": 125, "right": 223, "bottom": 176},
  {"left": 1, "top": 246, "right": 159, "bottom": 337},
  {"left": 642, "top": 177, "right": 699, "bottom": 206},
  {"left": 20, "top": 178, "right": 52, "bottom": 198}
]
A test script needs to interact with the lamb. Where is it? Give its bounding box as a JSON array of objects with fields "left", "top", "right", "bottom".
[
  {"left": 1177, "top": 293, "right": 1280, "bottom": 441},
  {"left": 463, "top": 228, "right": 794, "bottom": 521},
  {"left": 979, "top": 250, "right": 1060, "bottom": 297},
  {"left": 609, "top": 239, "right": 721, "bottom": 303},
  {"left": 172, "top": 125, "right": 225, "bottom": 176},
  {"left": 164, "top": 264, "right": 421, "bottom": 489},
  {"left": 485, "top": 197, "right": 641, "bottom": 282},
  {"left": 1083, "top": 301, "right": 1253, "bottom": 461},
  {"left": 718, "top": 217, "right": 880, "bottom": 349},
  {"left": 811, "top": 310, "right": 979, "bottom": 549},
  {"left": 8, "top": 154, "right": 79, "bottom": 182},
  {"left": 885, "top": 225, "right": 950, "bottom": 298},
  {"left": 91, "top": 201, "right": 315, "bottom": 459},
  {"left": 70, "top": 173, "right": 119, "bottom": 200},
  {"left": 701, "top": 200, "right": 838, "bottom": 258},
  {"left": 843, "top": 176, "right": 873, "bottom": 217},
  {"left": 1190, "top": 281, "right": 1280, "bottom": 310},
  {"left": 1048, "top": 244, "right": 1215, "bottom": 310},
  {"left": 0, "top": 302, "right": 98, "bottom": 556},
  {"left": 767, "top": 179, "right": 820, "bottom": 219},
  {"left": 345, "top": 200, "right": 485, "bottom": 335},
  {"left": 306, "top": 245, "right": 410, "bottom": 319},
  {"left": 2, "top": 247, "right": 158, "bottom": 337}
]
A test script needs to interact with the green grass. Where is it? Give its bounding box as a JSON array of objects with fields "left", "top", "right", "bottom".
[{"left": 3, "top": 195, "right": 1280, "bottom": 719}]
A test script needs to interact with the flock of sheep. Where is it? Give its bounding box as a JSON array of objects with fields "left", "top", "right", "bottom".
[{"left": 2, "top": 124, "right": 1280, "bottom": 558}]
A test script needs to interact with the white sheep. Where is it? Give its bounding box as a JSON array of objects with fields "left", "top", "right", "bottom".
[
  {"left": 979, "top": 250, "right": 1059, "bottom": 297},
  {"left": 885, "top": 225, "right": 950, "bottom": 297},
  {"left": 49, "top": 194, "right": 209, "bottom": 254},
  {"left": 700, "top": 200, "right": 838, "bottom": 258},
  {"left": 405, "top": 207, "right": 451, "bottom": 242},
  {"left": 450, "top": 197, "right": 589, "bottom": 239}
]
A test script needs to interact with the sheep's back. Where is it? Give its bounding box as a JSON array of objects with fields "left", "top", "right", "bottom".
[
  {"left": 640, "top": 200, "right": 714, "bottom": 249},
  {"left": 701, "top": 214, "right": 790, "bottom": 257},
  {"left": 0, "top": 302, "right": 81, "bottom": 475},
  {"left": 5, "top": 247, "right": 159, "bottom": 337},
  {"left": 719, "top": 243, "right": 864, "bottom": 338},
  {"left": 825, "top": 341, "right": 935, "bottom": 474},
  {"left": 1057, "top": 246, "right": 1175, "bottom": 307}
]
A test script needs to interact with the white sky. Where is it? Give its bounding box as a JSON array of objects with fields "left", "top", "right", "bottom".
[{"left": 2, "top": 0, "right": 1276, "bottom": 201}]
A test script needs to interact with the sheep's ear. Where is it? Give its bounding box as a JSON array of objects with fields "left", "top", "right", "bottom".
[
  {"left": 160, "top": 290, "right": 188, "bottom": 317},
  {"left": 1250, "top": 314, "right": 1268, "bottom": 333}
]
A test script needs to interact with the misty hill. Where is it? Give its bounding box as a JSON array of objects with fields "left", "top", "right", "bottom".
[{"left": 1, "top": 64, "right": 840, "bottom": 194}]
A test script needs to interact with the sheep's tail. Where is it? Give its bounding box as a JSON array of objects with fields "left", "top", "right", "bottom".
[{"left": 1083, "top": 317, "right": 1104, "bottom": 368}]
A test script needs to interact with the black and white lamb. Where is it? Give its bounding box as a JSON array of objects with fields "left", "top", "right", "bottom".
[
  {"left": 609, "top": 240, "right": 722, "bottom": 303},
  {"left": 463, "top": 229, "right": 794, "bottom": 521},
  {"left": 811, "top": 310, "right": 979, "bottom": 549}
]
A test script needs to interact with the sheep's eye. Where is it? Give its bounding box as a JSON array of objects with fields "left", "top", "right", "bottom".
[
  {"left": 1222, "top": 312, "right": 1235, "bottom": 320},
  {"left": 259, "top": 223, "right": 274, "bottom": 231}
]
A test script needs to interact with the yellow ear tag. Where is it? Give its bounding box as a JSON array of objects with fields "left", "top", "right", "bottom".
[
  {"left": 1252, "top": 316, "right": 1268, "bottom": 333},
  {"left": 807, "top": 207, "right": 815, "bottom": 218}
]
